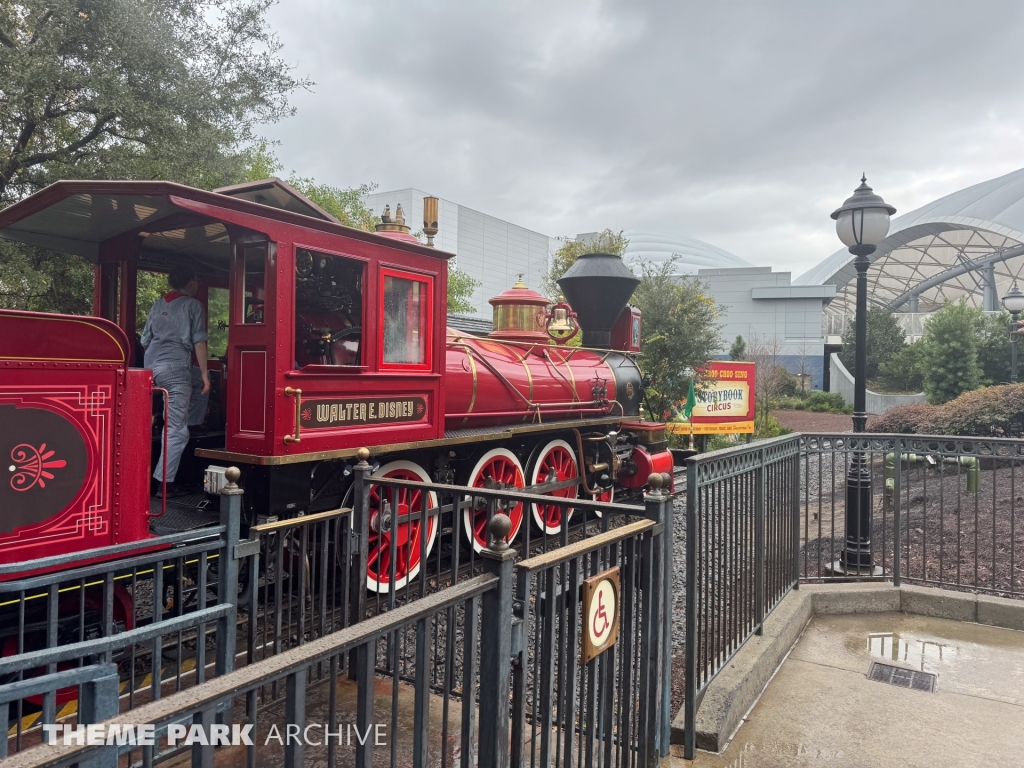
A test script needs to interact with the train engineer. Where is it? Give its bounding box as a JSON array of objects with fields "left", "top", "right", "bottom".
[{"left": 140, "top": 265, "right": 211, "bottom": 497}]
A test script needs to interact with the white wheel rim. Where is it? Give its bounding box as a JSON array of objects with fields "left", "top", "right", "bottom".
[
  {"left": 462, "top": 448, "right": 526, "bottom": 554},
  {"left": 528, "top": 439, "right": 579, "bottom": 535},
  {"left": 358, "top": 460, "right": 438, "bottom": 593}
]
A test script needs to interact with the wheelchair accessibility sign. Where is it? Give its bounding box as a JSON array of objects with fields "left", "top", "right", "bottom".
[{"left": 582, "top": 566, "right": 620, "bottom": 664}]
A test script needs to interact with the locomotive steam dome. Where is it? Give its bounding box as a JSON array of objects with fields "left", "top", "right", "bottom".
[
  {"left": 557, "top": 252, "right": 640, "bottom": 349},
  {"left": 488, "top": 277, "right": 550, "bottom": 343}
]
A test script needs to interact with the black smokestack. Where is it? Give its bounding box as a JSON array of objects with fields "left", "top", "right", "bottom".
[{"left": 557, "top": 252, "right": 640, "bottom": 349}]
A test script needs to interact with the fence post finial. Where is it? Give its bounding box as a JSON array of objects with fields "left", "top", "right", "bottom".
[
  {"left": 487, "top": 513, "right": 513, "bottom": 553},
  {"left": 222, "top": 466, "right": 242, "bottom": 494}
]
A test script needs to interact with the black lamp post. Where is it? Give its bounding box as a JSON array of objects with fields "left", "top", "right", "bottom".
[
  {"left": 1002, "top": 284, "right": 1024, "bottom": 383},
  {"left": 831, "top": 175, "right": 896, "bottom": 575}
]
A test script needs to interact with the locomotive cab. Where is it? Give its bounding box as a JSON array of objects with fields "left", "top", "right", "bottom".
[{"left": 0, "top": 178, "right": 451, "bottom": 563}]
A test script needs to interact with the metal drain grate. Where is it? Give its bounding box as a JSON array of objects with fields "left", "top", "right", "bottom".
[{"left": 868, "top": 662, "right": 936, "bottom": 692}]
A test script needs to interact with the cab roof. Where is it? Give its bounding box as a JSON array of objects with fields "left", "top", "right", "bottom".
[{"left": 0, "top": 179, "right": 451, "bottom": 268}]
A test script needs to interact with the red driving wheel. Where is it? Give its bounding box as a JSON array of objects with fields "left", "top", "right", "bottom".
[
  {"left": 362, "top": 461, "right": 439, "bottom": 594},
  {"left": 528, "top": 439, "right": 579, "bottom": 536},
  {"left": 463, "top": 448, "right": 526, "bottom": 554}
]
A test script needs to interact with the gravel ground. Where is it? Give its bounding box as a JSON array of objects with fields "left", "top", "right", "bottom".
[{"left": 670, "top": 494, "right": 687, "bottom": 714}]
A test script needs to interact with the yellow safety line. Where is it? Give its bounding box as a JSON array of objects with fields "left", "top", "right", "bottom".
[{"left": 0, "top": 554, "right": 221, "bottom": 608}]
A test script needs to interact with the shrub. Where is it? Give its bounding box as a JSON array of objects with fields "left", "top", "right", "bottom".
[
  {"left": 938, "top": 383, "right": 1024, "bottom": 437},
  {"left": 803, "top": 391, "right": 851, "bottom": 414},
  {"left": 755, "top": 413, "right": 792, "bottom": 438},
  {"left": 777, "top": 372, "right": 802, "bottom": 398},
  {"left": 866, "top": 383, "right": 1024, "bottom": 437},
  {"left": 771, "top": 396, "right": 805, "bottom": 411},
  {"left": 976, "top": 310, "right": 1012, "bottom": 386},
  {"left": 866, "top": 403, "right": 942, "bottom": 434},
  {"left": 706, "top": 434, "right": 740, "bottom": 452},
  {"left": 839, "top": 308, "right": 906, "bottom": 380}
]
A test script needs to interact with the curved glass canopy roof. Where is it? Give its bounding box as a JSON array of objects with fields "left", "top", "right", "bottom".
[
  {"left": 621, "top": 230, "right": 751, "bottom": 274},
  {"left": 797, "top": 168, "right": 1024, "bottom": 316}
]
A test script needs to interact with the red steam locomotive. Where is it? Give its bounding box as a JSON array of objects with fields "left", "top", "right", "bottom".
[{"left": 0, "top": 178, "right": 673, "bottom": 592}]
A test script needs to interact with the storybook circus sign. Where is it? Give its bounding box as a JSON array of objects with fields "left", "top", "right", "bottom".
[{"left": 667, "top": 361, "right": 756, "bottom": 435}]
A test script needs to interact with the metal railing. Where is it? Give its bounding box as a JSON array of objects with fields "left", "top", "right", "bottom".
[
  {"left": 233, "top": 456, "right": 653, "bottom": 705},
  {"left": 681, "top": 436, "right": 800, "bottom": 759},
  {"left": 511, "top": 479, "right": 673, "bottom": 768},
  {"left": 4, "top": 495, "right": 673, "bottom": 768},
  {"left": 0, "top": 479, "right": 243, "bottom": 758},
  {"left": 680, "top": 431, "right": 1024, "bottom": 759},
  {"left": 241, "top": 506, "right": 356, "bottom": 667},
  {"left": 799, "top": 433, "right": 1024, "bottom": 597}
]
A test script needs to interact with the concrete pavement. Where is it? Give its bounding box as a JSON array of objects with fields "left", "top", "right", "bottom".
[{"left": 673, "top": 612, "right": 1024, "bottom": 768}]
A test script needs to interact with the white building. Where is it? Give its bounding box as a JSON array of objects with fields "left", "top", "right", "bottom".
[{"left": 362, "top": 188, "right": 555, "bottom": 314}]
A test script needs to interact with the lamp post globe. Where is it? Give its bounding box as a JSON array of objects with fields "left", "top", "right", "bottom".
[
  {"left": 1002, "top": 284, "right": 1024, "bottom": 314},
  {"left": 831, "top": 175, "right": 896, "bottom": 432},
  {"left": 1003, "top": 284, "right": 1024, "bottom": 383},
  {"left": 831, "top": 174, "right": 896, "bottom": 576}
]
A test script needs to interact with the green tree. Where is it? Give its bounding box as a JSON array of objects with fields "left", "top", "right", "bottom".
[
  {"left": 0, "top": 247, "right": 93, "bottom": 313},
  {"left": 838, "top": 308, "right": 906, "bottom": 380},
  {"left": 632, "top": 257, "right": 724, "bottom": 421},
  {"left": 287, "top": 177, "right": 381, "bottom": 232},
  {"left": 879, "top": 342, "right": 926, "bottom": 393},
  {"left": 921, "top": 301, "right": 983, "bottom": 404},
  {"left": 543, "top": 229, "right": 629, "bottom": 298},
  {"left": 0, "top": 0, "right": 308, "bottom": 315},
  {"left": 976, "top": 310, "right": 1012, "bottom": 386},
  {"left": 729, "top": 335, "right": 746, "bottom": 361},
  {"left": 447, "top": 265, "right": 481, "bottom": 314},
  {"left": 0, "top": 0, "right": 309, "bottom": 203}
]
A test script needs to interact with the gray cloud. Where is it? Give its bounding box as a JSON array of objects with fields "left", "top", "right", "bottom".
[{"left": 263, "top": 0, "right": 1024, "bottom": 275}]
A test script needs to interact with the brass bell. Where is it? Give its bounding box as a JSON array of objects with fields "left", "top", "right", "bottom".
[{"left": 548, "top": 304, "right": 574, "bottom": 334}]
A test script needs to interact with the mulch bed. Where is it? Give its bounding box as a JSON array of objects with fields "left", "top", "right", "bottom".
[{"left": 773, "top": 409, "right": 853, "bottom": 433}]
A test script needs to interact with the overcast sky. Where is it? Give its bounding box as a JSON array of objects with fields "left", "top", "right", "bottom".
[{"left": 262, "top": 0, "right": 1024, "bottom": 277}]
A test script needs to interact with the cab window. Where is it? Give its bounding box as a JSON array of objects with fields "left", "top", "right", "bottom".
[
  {"left": 294, "top": 248, "right": 365, "bottom": 368},
  {"left": 381, "top": 269, "right": 432, "bottom": 368},
  {"left": 241, "top": 243, "right": 266, "bottom": 324}
]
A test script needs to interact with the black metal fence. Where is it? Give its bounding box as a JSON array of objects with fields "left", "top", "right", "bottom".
[
  {"left": 236, "top": 452, "right": 657, "bottom": 675},
  {"left": 798, "top": 433, "right": 1024, "bottom": 597},
  {"left": 0, "top": 480, "right": 242, "bottom": 758},
  {"left": 681, "top": 436, "right": 800, "bottom": 760},
  {"left": 4, "top": 490, "right": 672, "bottom": 768},
  {"left": 679, "top": 431, "right": 1024, "bottom": 759},
  {"left": 511, "top": 479, "right": 672, "bottom": 768}
]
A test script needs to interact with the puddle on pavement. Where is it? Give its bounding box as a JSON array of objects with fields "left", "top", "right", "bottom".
[
  {"left": 715, "top": 741, "right": 846, "bottom": 767},
  {"left": 863, "top": 631, "right": 958, "bottom": 674}
]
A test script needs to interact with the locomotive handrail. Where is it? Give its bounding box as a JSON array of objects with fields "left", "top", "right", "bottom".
[
  {"left": 445, "top": 331, "right": 641, "bottom": 359},
  {"left": 283, "top": 386, "right": 303, "bottom": 444}
]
